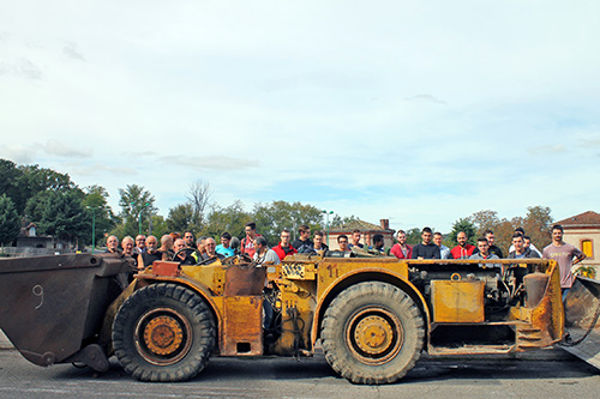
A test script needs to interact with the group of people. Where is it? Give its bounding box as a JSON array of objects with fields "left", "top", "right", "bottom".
[
  {"left": 104, "top": 221, "right": 586, "bottom": 299},
  {"left": 104, "top": 231, "right": 232, "bottom": 270},
  {"left": 386, "top": 225, "right": 585, "bottom": 299}
]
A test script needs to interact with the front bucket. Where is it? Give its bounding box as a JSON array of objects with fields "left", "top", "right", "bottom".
[{"left": 561, "top": 276, "right": 600, "bottom": 370}]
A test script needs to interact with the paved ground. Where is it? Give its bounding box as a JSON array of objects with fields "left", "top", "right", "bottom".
[
  {"left": 0, "top": 348, "right": 598, "bottom": 399},
  {"left": 0, "top": 331, "right": 11, "bottom": 350}
]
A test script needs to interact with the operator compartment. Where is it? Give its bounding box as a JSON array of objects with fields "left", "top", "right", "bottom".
[{"left": 408, "top": 259, "right": 563, "bottom": 355}]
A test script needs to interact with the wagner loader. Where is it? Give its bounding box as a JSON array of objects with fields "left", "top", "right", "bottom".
[{"left": 0, "top": 251, "right": 599, "bottom": 384}]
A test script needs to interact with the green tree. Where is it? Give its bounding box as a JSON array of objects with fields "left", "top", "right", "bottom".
[
  {"left": 253, "top": 201, "right": 323, "bottom": 244},
  {"left": 331, "top": 214, "right": 359, "bottom": 228},
  {"left": 82, "top": 185, "right": 117, "bottom": 246},
  {"left": 470, "top": 210, "right": 501, "bottom": 236},
  {"left": 17, "top": 164, "right": 75, "bottom": 215},
  {"left": 0, "top": 194, "right": 20, "bottom": 245},
  {"left": 523, "top": 206, "right": 553, "bottom": 249},
  {"left": 24, "top": 190, "right": 54, "bottom": 224},
  {"left": 150, "top": 215, "right": 169, "bottom": 239},
  {"left": 0, "top": 159, "right": 75, "bottom": 215},
  {"left": 201, "top": 201, "right": 253, "bottom": 241},
  {"left": 116, "top": 184, "right": 157, "bottom": 236},
  {"left": 37, "top": 190, "right": 88, "bottom": 245},
  {"left": 448, "top": 217, "right": 477, "bottom": 246},
  {"left": 167, "top": 203, "right": 195, "bottom": 233},
  {"left": 0, "top": 159, "right": 23, "bottom": 213},
  {"left": 405, "top": 227, "right": 422, "bottom": 245}
]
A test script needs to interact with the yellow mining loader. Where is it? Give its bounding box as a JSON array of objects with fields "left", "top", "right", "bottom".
[{"left": 0, "top": 252, "right": 599, "bottom": 384}]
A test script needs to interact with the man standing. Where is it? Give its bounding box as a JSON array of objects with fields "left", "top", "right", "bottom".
[
  {"left": 105, "top": 235, "right": 120, "bottom": 254},
  {"left": 485, "top": 230, "right": 503, "bottom": 258},
  {"left": 508, "top": 233, "right": 540, "bottom": 259},
  {"left": 542, "top": 224, "right": 585, "bottom": 300},
  {"left": 121, "top": 236, "right": 135, "bottom": 257},
  {"left": 524, "top": 236, "right": 542, "bottom": 257},
  {"left": 472, "top": 230, "right": 503, "bottom": 258},
  {"left": 241, "top": 222, "right": 261, "bottom": 258},
  {"left": 159, "top": 234, "right": 174, "bottom": 261},
  {"left": 412, "top": 227, "right": 441, "bottom": 259},
  {"left": 450, "top": 231, "right": 476, "bottom": 259},
  {"left": 312, "top": 231, "right": 329, "bottom": 254},
  {"left": 509, "top": 228, "right": 542, "bottom": 255},
  {"left": 336, "top": 235, "right": 351, "bottom": 255},
  {"left": 371, "top": 234, "right": 388, "bottom": 255},
  {"left": 183, "top": 231, "right": 195, "bottom": 248},
  {"left": 272, "top": 229, "right": 298, "bottom": 261},
  {"left": 253, "top": 237, "right": 281, "bottom": 266},
  {"left": 349, "top": 229, "right": 364, "bottom": 249},
  {"left": 469, "top": 237, "right": 499, "bottom": 260},
  {"left": 292, "top": 224, "right": 313, "bottom": 252},
  {"left": 216, "top": 232, "right": 235, "bottom": 257},
  {"left": 134, "top": 234, "right": 146, "bottom": 255},
  {"left": 204, "top": 237, "right": 225, "bottom": 261},
  {"left": 138, "top": 235, "right": 162, "bottom": 269},
  {"left": 390, "top": 230, "right": 413, "bottom": 259},
  {"left": 433, "top": 232, "right": 452, "bottom": 259}
]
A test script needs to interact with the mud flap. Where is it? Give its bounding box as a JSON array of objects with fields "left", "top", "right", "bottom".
[{"left": 561, "top": 276, "right": 600, "bottom": 370}]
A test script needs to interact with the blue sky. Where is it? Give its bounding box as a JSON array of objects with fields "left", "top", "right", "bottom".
[{"left": 1, "top": 1, "right": 599, "bottom": 232}]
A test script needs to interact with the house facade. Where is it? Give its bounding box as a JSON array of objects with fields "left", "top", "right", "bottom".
[
  {"left": 328, "top": 218, "right": 395, "bottom": 251},
  {"left": 555, "top": 211, "right": 600, "bottom": 275}
]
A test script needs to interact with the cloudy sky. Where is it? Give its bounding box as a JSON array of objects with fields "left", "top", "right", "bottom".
[{"left": 1, "top": 1, "right": 599, "bottom": 232}]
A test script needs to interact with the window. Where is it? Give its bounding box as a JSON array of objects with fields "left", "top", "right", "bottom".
[{"left": 581, "top": 239, "right": 594, "bottom": 259}]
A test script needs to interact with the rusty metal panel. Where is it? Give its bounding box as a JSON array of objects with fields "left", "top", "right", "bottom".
[
  {"left": 224, "top": 266, "right": 266, "bottom": 296},
  {"left": 220, "top": 296, "right": 263, "bottom": 356},
  {"left": 0, "top": 254, "right": 132, "bottom": 367},
  {"left": 431, "top": 280, "right": 485, "bottom": 323},
  {"left": 151, "top": 261, "right": 180, "bottom": 277}
]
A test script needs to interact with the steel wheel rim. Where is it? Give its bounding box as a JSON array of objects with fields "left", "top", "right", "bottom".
[
  {"left": 134, "top": 307, "right": 193, "bottom": 365},
  {"left": 346, "top": 307, "right": 403, "bottom": 365}
]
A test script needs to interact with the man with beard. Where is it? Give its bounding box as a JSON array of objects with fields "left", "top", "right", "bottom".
[
  {"left": 412, "top": 227, "right": 441, "bottom": 259},
  {"left": 450, "top": 231, "right": 476, "bottom": 259},
  {"left": 138, "top": 235, "right": 162, "bottom": 269},
  {"left": 390, "top": 230, "right": 413, "bottom": 259}
]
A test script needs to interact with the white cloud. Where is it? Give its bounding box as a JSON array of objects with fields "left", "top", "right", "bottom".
[{"left": 1, "top": 1, "right": 599, "bottom": 231}]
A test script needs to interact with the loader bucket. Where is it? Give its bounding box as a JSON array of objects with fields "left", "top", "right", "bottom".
[
  {"left": 561, "top": 276, "right": 600, "bottom": 370},
  {"left": 0, "top": 254, "right": 133, "bottom": 371}
]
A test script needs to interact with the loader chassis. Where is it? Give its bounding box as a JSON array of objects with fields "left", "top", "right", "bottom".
[{"left": 0, "top": 253, "right": 595, "bottom": 384}]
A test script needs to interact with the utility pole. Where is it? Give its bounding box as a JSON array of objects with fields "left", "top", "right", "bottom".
[{"left": 322, "top": 210, "right": 334, "bottom": 247}]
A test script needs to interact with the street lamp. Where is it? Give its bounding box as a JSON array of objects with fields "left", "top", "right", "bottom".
[
  {"left": 322, "top": 210, "right": 334, "bottom": 247},
  {"left": 85, "top": 206, "right": 97, "bottom": 254},
  {"left": 132, "top": 201, "right": 151, "bottom": 235}
]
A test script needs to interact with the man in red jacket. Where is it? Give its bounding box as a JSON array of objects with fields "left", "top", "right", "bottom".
[
  {"left": 390, "top": 230, "right": 412, "bottom": 259},
  {"left": 240, "top": 222, "right": 262, "bottom": 258},
  {"left": 272, "top": 229, "right": 298, "bottom": 261},
  {"left": 450, "top": 231, "right": 476, "bottom": 259}
]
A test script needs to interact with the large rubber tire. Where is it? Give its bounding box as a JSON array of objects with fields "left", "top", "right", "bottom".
[
  {"left": 112, "top": 283, "right": 215, "bottom": 382},
  {"left": 321, "top": 282, "right": 424, "bottom": 384}
]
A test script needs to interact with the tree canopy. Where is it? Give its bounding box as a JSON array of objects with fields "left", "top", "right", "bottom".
[{"left": 0, "top": 194, "right": 20, "bottom": 245}]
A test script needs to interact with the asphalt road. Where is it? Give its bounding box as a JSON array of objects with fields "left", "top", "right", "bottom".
[{"left": 0, "top": 349, "right": 598, "bottom": 399}]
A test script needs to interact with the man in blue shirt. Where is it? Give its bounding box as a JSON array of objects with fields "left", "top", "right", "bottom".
[{"left": 216, "top": 232, "right": 235, "bottom": 257}]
